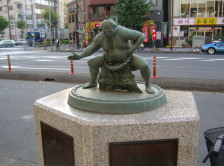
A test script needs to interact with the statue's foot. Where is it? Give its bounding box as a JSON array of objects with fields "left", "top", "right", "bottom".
[
  {"left": 146, "top": 87, "right": 155, "bottom": 94},
  {"left": 83, "top": 83, "right": 97, "bottom": 89}
]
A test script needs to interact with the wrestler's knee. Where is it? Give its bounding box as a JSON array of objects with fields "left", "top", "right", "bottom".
[{"left": 87, "top": 56, "right": 103, "bottom": 67}]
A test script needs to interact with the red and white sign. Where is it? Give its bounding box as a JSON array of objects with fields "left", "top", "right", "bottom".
[
  {"left": 95, "top": 23, "right": 101, "bottom": 28},
  {"left": 173, "top": 18, "right": 194, "bottom": 25},
  {"left": 142, "top": 25, "right": 149, "bottom": 42},
  {"left": 151, "top": 25, "right": 157, "bottom": 40}
]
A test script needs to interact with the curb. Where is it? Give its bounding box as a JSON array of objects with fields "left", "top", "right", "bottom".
[{"left": 0, "top": 71, "right": 223, "bottom": 92}]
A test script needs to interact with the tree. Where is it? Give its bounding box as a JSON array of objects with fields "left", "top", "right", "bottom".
[
  {"left": 115, "top": 0, "right": 150, "bottom": 30},
  {"left": 42, "top": 8, "right": 58, "bottom": 39},
  {"left": 42, "top": 8, "right": 58, "bottom": 27},
  {"left": 16, "top": 19, "right": 26, "bottom": 38},
  {"left": 0, "top": 16, "right": 9, "bottom": 37}
]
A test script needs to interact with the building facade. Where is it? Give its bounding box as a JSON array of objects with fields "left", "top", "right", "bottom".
[
  {"left": 0, "top": 0, "right": 67, "bottom": 40},
  {"left": 66, "top": 0, "right": 85, "bottom": 45},
  {"left": 171, "top": 0, "right": 224, "bottom": 47}
]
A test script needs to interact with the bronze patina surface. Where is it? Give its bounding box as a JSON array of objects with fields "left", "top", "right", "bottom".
[
  {"left": 68, "top": 17, "right": 166, "bottom": 113},
  {"left": 68, "top": 83, "right": 166, "bottom": 114},
  {"left": 68, "top": 18, "right": 155, "bottom": 94}
]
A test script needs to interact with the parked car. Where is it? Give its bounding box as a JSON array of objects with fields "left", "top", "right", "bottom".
[
  {"left": 201, "top": 42, "right": 224, "bottom": 54},
  {"left": 0, "top": 41, "right": 4, "bottom": 47},
  {"left": 15, "top": 39, "right": 27, "bottom": 45},
  {"left": 0, "top": 40, "right": 15, "bottom": 47}
]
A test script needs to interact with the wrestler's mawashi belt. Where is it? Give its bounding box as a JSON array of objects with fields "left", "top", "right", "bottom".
[{"left": 103, "top": 54, "right": 132, "bottom": 71}]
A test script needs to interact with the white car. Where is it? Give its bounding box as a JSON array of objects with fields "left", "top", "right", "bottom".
[
  {"left": 0, "top": 41, "right": 4, "bottom": 47},
  {"left": 15, "top": 39, "right": 27, "bottom": 45},
  {"left": 0, "top": 40, "right": 15, "bottom": 47}
]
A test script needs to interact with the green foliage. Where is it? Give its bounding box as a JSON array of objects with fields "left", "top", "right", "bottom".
[
  {"left": 16, "top": 19, "right": 26, "bottom": 29},
  {"left": 16, "top": 19, "right": 26, "bottom": 38},
  {"left": 115, "top": 0, "right": 150, "bottom": 30},
  {"left": 42, "top": 8, "right": 58, "bottom": 27},
  {"left": 0, "top": 16, "right": 9, "bottom": 34},
  {"left": 60, "top": 39, "right": 69, "bottom": 44}
]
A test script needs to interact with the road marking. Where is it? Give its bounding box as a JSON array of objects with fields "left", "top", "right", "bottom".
[
  {"left": 200, "top": 59, "right": 224, "bottom": 62},
  {"left": 161, "top": 57, "right": 203, "bottom": 61},
  {"left": 0, "top": 51, "right": 33, "bottom": 56},
  {"left": 1, "top": 66, "right": 70, "bottom": 71},
  {"left": 36, "top": 60, "right": 56, "bottom": 62}
]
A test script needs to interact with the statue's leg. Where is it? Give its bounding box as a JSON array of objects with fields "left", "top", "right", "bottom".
[
  {"left": 83, "top": 55, "right": 104, "bottom": 89},
  {"left": 131, "top": 54, "right": 155, "bottom": 94}
]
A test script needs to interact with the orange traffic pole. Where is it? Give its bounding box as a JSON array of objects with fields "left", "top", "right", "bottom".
[
  {"left": 69, "top": 60, "right": 76, "bottom": 75},
  {"left": 151, "top": 56, "right": 158, "bottom": 78},
  {"left": 7, "top": 55, "right": 13, "bottom": 72}
]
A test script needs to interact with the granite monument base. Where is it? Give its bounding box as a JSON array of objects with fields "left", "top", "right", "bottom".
[{"left": 33, "top": 89, "right": 200, "bottom": 166}]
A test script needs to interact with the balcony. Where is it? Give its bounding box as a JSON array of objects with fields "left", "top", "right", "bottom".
[{"left": 89, "top": 0, "right": 116, "bottom": 5}]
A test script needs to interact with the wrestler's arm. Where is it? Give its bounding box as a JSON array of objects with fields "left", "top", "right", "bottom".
[
  {"left": 120, "top": 27, "right": 145, "bottom": 54},
  {"left": 68, "top": 33, "right": 103, "bottom": 60},
  {"left": 127, "top": 29, "right": 145, "bottom": 52}
]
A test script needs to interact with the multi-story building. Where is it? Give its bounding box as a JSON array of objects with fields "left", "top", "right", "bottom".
[
  {"left": 65, "top": 0, "right": 224, "bottom": 48},
  {"left": 0, "top": 0, "right": 27, "bottom": 39},
  {"left": 171, "top": 0, "right": 224, "bottom": 47},
  {"left": 84, "top": 0, "right": 116, "bottom": 44},
  {"left": 0, "top": 0, "right": 67, "bottom": 40},
  {"left": 66, "top": 0, "right": 85, "bottom": 45}
]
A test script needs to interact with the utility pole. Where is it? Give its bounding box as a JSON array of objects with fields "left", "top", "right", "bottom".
[
  {"left": 31, "top": 3, "right": 36, "bottom": 47},
  {"left": 170, "top": 0, "right": 173, "bottom": 51},
  {"left": 76, "top": 4, "right": 80, "bottom": 50},
  {"left": 6, "top": 0, "right": 12, "bottom": 39},
  {"left": 48, "top": 3, "right": 53, "bottom": 51}
]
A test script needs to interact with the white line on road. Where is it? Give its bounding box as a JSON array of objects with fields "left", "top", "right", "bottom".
[
  {"left": 36, "top": 60, "right": 56, "bottom": 62},
  {"left": 1, "top": 66, "right": 70, "bottom": 71}
]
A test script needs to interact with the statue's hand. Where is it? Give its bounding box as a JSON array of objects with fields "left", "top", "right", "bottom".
[
  {"left": 68, "top": 53, "right": 82, "bottom": 60},
  {"left": 125, "top": 49, "right": 133, "bottom": 56}
]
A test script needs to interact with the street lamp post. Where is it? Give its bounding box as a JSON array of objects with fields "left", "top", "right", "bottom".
[
  {"left": 76, "top": 4, "right": 80, "bottom": 50},
  {"left": 170, "top": 0, "right": 173, "bottom": 51},
  {"left": 6, "top": 0, "right": 12, "bottom": 40},
  {"left": 48, "top": 3, "right": 53, "bottom": 51},
  {"left": 31, "top": 3, "right": 36, "bottom": 47}
]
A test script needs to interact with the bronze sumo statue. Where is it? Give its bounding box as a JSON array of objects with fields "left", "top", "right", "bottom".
[{"left": 68, "top": 18, "right": 155, "bottom": 94}]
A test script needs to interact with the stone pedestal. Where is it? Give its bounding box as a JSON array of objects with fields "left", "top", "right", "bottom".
[{"left": 33, "top": 89, "right": 200, "bottom": 166}]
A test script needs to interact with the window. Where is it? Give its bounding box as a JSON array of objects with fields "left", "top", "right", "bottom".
[
  {"left": 173, "top": 0, "right": 180, "bottom": 18},
  {"left": 69, "top": 33, "right": 73, "bottom": 40},
  {"left": 198, "top": 0, "right": 206, "bottom": 17},
  {"left": 149, "top": 0, "right": 157, "bottom": 6},
  {"left": 26, "top": 14, "right": 32, "bottom": 20},
  {"left": 190, "top": 0, "right": 197, "bottom": 17},
  {"left": 93, "top": 6, "right": 104, "bottom": 19},
  {"left": 0, "top": 7, "right": 2, "bottom": 11},
  {"left": 181, "top": 0, "right": 190, "bottom": 17},
  {"left": 26, "top": 5, "right": 31, "bottom": 10},
  {"left": 17, "top": 3, "right": 22, "bottom": 9},
  {"left": 215, "top": 0, "right": 222, "bottom": 17},
  {"left": 207, "top": 1, "right": 215, "bottom": 17},
  {"left": 72, "top": 14, "right": 75, "bottom": 22},
  {"left": 69, "top": 15, "right": 71, "bottom": 23}
]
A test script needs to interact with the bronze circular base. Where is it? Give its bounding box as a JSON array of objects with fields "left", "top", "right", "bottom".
[{"left": 68, "top": 83, "right": 166, "bottom": 114}]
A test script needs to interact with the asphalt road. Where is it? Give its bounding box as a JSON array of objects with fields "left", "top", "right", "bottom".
[
  {"left": 0, "top": 79, "right": 224, "bottom": 166},
  {"left": 0, "top": 46, "right": 224, "bottom": 80}
]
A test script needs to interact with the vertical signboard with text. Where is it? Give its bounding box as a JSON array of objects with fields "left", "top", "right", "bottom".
[
  {"left": 142, "top": 25, "right": 149, "bottom": 42},
  {"left": 151, "top": 25, "right": 157, "bottom": 40}
]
